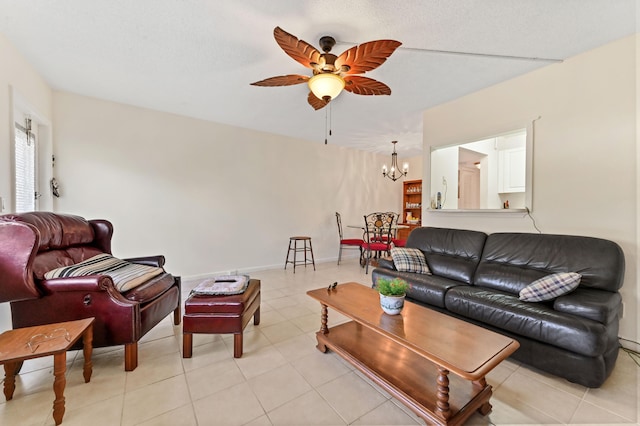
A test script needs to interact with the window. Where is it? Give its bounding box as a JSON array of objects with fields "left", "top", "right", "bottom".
[{"left": 14, "top": 119, "right": 37, "bottom": 212}]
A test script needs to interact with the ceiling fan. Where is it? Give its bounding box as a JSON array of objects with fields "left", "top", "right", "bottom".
[{"left": 250, "top": 27, "right": 401, "bottom": 110}]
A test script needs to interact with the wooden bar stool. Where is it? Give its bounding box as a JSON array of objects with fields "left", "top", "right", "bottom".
[{"left": 285, "top": 236, "right": 316, "bottom": 273}]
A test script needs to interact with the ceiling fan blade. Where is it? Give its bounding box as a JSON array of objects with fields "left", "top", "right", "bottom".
[
  {"left": 307, "top": 92, "right": 329, "bottom": 110},
  {"left": 335, "top": 40, "right": 402, "bottom": 75},
  {"left": 343, "top": 76, "right": 391, "bottom": 95},
  {"left": 250, "top": 74, "right": 310, "bottom": 87},
  {"left": 274, "top": 27, "right": 323, "bottom": 69}
]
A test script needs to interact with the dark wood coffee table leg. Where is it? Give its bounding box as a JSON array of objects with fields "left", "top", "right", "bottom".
[
  {"left": 436, "top": 367, "right": 452, "bottom": 421},
  {"left": 52, "top": 351, "right": 67, "bottom": 425},
  {"left": 183, "top": 333, "right": 193, "bottom": 358},
  {"left": 233, "top": 334, "right": 243, "bottom": 358},
  {"left": 254, "top": 307, "right": 261, "bottom": 325},
  {"left": 3, "top": 362, "right": 18, "bottom": 400}
]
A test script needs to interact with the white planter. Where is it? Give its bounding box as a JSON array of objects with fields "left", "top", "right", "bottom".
[{"left": 379, "top": 293, "right": 405, "bottom": 315}]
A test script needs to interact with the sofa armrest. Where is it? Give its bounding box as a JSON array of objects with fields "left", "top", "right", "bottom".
[
  {"left": 124, "top": 255, "right": 166, "bottom": 268},
  {"left": 553, "top": 288, "right": 622, "bottom": 324},
  {"left": 40, "top": 275, "right": 130, "bottom": 300},
  {"left": 377, "top": 257, "right": 396, "bottom": 270}
]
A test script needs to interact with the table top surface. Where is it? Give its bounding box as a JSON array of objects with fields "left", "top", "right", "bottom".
[
  {"left": 0, "top": 318, "right": 94, "bottom": 363},
  {"left": 307, "top": 282, "right": 519, "bottom": 380}
]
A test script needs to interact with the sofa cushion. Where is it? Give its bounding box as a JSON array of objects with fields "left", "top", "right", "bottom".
[
  {"left": 122, "top": 272, "right": 176, "bottom": 303},
  {"left": 390, "top": 248, "right": 430, "bottom": 274},
  {"left": 475, "top": 233, "right": 625, "bottom": 293},
  {"left": 445, "top": 286, "right": 607, "bottom": 357},
  {"left": 372, "top": 268, "right": 461, "bottom": 308},
  {"left": 519, "top": 272, "right": 581, "bottom": 302},
  {"left": 44, "top": 253, "right": 163, "bottom": 292},
  {"left": 406, "top": 227, "right": 486, "bottom": 284}
]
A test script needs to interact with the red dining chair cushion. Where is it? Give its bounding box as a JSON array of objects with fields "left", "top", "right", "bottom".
[
  {"left": 341, "top": 239, "right": 364, "bottom": 246},
  {"left": 392, "top": 239, "right": 407, "bottom": 247}
]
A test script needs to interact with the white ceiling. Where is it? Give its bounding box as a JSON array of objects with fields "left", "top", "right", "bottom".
[{"left": 0, "top": 1, "right": 636, "bottom": 158}]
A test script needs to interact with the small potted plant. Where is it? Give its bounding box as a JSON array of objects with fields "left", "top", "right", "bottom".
[{"left": 376, "top": 277, "right": 410, "bottom": 315}]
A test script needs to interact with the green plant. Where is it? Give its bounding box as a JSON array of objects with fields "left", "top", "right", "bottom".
[{"left": 376, "top": 277, "right": 409, "bottom": 296}]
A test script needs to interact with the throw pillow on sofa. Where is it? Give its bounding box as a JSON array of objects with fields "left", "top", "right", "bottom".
[
  {"left": 390, "top": 247, "right": 431, "bottom": 274},
  {"left": 519, "top": 272, "right": 581, "bottom": 302},
  {"left": 44, "top": 253, "right": 163, "bottom": 292}
]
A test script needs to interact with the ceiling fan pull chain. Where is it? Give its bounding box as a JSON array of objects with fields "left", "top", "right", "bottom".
[
  {"left": 329, "top": 102, "right": 333, "bottom": 137},
  {"left": 324, "top": 106, "right": 328, "bottom": 144}
]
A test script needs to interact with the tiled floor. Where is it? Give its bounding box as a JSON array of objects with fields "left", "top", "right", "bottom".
[{"left": 1, "top": 257, "right": 638, "bottom": 425}]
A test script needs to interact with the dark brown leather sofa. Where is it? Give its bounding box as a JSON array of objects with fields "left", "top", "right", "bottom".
[
  {"left": 0, "top": 212, "right": 181, "bottom": 371},
  {"left": 372, "top": 226, "right": 625, "bottom": 388}
]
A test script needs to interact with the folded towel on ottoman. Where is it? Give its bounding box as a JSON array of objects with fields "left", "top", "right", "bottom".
[{"left": 191, "top": 275, "right": 249, "bottom": 296}]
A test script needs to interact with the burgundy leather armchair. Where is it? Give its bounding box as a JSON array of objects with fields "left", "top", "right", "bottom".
[{"left": 0, "top": 212, "right": 181, "bottom": 371}]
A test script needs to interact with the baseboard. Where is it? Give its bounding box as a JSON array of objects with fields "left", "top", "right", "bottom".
[{"left": 619, "top": 337, "right": 640, "bottom": 353}]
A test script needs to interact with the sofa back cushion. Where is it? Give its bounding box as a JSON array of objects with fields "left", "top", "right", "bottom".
[
  {"left": 406, "top": 227, "right": 487, "bottom": 284},
  {"left": 475, "top": 233, "right": 625, "bottom": 294},
  {"left": 1, "top": 212, "right": 107, "bottom": 280}
]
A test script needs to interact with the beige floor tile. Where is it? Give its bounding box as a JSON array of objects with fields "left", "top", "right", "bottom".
[
  {"left": 233, "top": 344, "right": 288, "bottom": 379},
  {"left": 570, "top": 400, "right": 636, "bottom": 424},
  {"left": 185, "top": 356, "right": 244, "bottom": 401},
  {"left": 121, "top": 375, "right": 191, "bottom": 426},
  {"left": 248, "top": 363, "right": 313, "bottom": 411},
  {"left": 266, "top": 390, "right": 346, "bottom": 425},
  {"left": 273, "top": 333, "right": 318, "bottom": 362},
  {"left": 0, "top": 388, "right": 54, "bottom": 426},
  {"left": 244, "top": 414, "right": 274, "bottom": 425},
  {"left": 45, "top": 393, "right": 124, "bottom": 426},
  {"left": 291, "top": 350, "right": 351, "bottom": 387},
  {"left": 137, "top": 402, "right": 198, "bottom": 426},
  {"left": 193, "top": 382, "right": 265, "bottom": 425},
  {"left": 290, "top": 312, "right": 323, "bottom": 333},
  {"left": 260, "top": 320, "right": 305, "bottom": 344},
  {"left": 317, "top": 371, "right": 389, "bottom": 424},
  {"left": 124, "top": 351, "right": 185, "bottom": 392},
  {"left": 258, "top": 308, "right": 288, "bottom": 327},
  {"left": 351, "top": 399, "right": 420, "bottom": 425},
  {"left": 63, "top": 359, "right": 126, "bottom": 412},
  {"left": 494, "top": 371, "right": 581, "bottom": 423},
  {"left": 481, "top": 391, "right": 564, "bottom": 425},
  {"left": 181, "top": 339, "right": 232, "bottom": 372}
]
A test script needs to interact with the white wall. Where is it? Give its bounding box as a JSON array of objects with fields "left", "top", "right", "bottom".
[
  {"left": 52, "top": 92, "right": 402, "bottom": 277},
  {"left": 422, "top": 35, "right": 638, "bottom": 344}
]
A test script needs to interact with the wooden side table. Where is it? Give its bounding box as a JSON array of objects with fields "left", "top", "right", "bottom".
[{"left": 0, "top": 318, "right": 94, "bottom": 425}]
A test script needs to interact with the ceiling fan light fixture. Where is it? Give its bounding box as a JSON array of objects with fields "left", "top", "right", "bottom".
[{"left": 308, "top": 73, "right": 345, "bottom": 100}]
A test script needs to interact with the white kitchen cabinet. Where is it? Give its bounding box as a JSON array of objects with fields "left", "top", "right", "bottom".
[{"left": 498, "top": 147, "right": 526, "bottom": 193}]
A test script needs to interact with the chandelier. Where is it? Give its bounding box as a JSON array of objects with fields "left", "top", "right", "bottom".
[{"left": 382, "top": 141, "right": 408, "bottom": 181}]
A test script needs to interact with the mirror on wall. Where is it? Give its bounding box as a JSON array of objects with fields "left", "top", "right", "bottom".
[{"left": 429, "top": 128, "right": 531, "bottom": 211}]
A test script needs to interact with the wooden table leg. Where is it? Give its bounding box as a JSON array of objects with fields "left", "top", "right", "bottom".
[
  {"left": 3, "top": 362, "right": 18, "bottom": 401},
  {"left": 82, "top": 323, "right": 93, "bottom": 383},
  {"left": 436, "top": 367, "right": 452, "bottom": 421},
  {"left": 473, "top": 377, "right": 493, "bottom": 415},
  {"left": 52, "top": 351, "right": 67, "bottom": 425},
  {"left": 315, "top": 304, "right": 329, "bottom": 353}
]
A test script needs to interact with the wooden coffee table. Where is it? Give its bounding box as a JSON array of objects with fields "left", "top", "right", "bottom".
[
  {"left": 0, "top": 318, "right": 94, "bottom": 425},
  {"left": 307, "top": 283, "right": 519, "bottom": 426}
]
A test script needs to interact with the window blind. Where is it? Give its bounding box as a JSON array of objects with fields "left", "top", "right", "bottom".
[{"left": 14, "top": 122, "right": 36, "bottom": 212}]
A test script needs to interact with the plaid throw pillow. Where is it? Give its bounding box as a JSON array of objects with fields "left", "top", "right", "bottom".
[
  {"left": 390, "top": 248, "right": 430, "bottom": 274},
  {"left": 519, "top": 272, "right": 581, "bottom": 302}
]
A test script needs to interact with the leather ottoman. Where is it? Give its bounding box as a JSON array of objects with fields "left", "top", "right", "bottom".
[{"left": 182, "top": 279, "right": 261, "bottom": 358}]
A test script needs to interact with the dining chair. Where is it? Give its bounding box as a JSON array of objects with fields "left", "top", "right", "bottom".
[
  {"left": 362, "top": 212, "right": 394, "bottom": 273},
  {"left": 388, "top": 212, "right": 407, "bottom": 247},
  {"left": 335, "top": 212, "right": 364, "bottom": 265}
]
